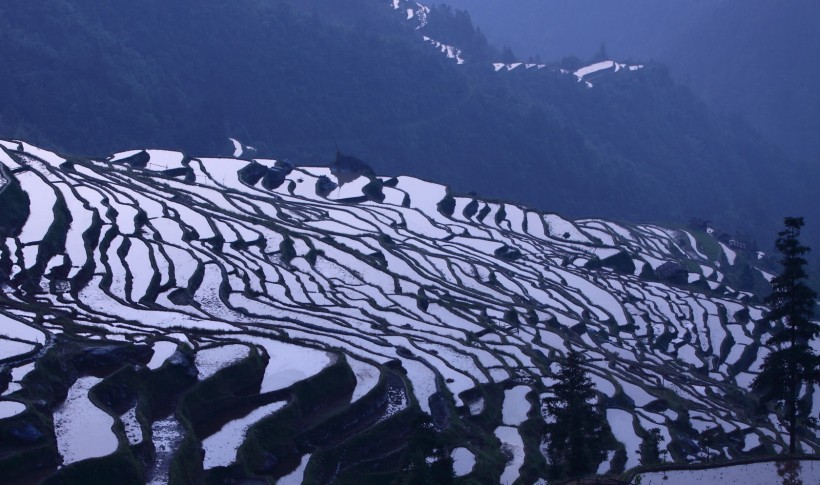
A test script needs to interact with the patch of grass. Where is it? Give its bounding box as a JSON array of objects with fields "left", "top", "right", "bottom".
[
  {"left": 237, "top": 357, "right": 356, "bottom": 477},
  {"left": 0, "top": 167, "right": 30, "bottom": 238},
  {"left": 41, "top": 451, "right": 144, "bottom": 485},
  {"left": 178, "top": 346, "right": 267, "bottom": 431},
  {"left": 688, "top": 229, "right": 721, "bottom": 262}
]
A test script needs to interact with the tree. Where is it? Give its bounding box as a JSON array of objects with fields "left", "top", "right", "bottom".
[
  {"left": 638, "top": 428, "right": 666, "bottom": 466},
  {"left": 543, "top": 348, "right": 610, "bottom": 479},
  {"left": 397, "top": 414, "right": 454, "bottom": 485},
  {"left": 752, "top": 217, "right": 819, "bottom": 454}
]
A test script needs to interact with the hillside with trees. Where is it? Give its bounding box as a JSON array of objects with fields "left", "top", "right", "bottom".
[{"left": 0, "top": 0, "right": 814, "bottom": 250}]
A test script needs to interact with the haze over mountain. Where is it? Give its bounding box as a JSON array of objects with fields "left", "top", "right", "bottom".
[
  {"left": 442, "top": 0, "right": 820, "bottom": 165},
  {"left": 0, "top": 0, "right": 815, "bottom": 253}
]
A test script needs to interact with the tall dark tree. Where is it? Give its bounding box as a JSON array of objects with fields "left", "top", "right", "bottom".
[
  {"left": 753, "top": 217, "right": 819, "bottom": 453},
  {"left": 543, "top": 348, "right": 610, "bottom": 479},
  {"left": 638, "top": 428, "right": 665, "bottom": 466},
  {"left": 397, "top": 414, "right": 454, "bottom": 485}
]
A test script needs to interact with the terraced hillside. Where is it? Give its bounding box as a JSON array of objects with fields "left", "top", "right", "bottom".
[{"left": 0, "top": 140, "right": 816, "bottom": 483}]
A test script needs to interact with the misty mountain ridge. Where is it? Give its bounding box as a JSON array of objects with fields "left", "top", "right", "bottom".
[
  {"left": 0, "top": 0, "right": 815, "bottom": 256},
  {"left": 441, "top": 0, "right": 820, "bottom": 171}
]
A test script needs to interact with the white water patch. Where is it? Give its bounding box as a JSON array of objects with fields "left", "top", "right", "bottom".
[
  {"left": 121, "top": 407, "right": 143, "bottom": 445},
  {"left": 347, "top": 356, "right": 381, "bottom": 403},
  {"left": 125, "top": 238, "right": 153, "bottom": 302},
  {"left": 20, "top": 142, "right": 65, "bottom": 167},
  {"left": 588, "top": 373, "right": 616, "bottom": 397},
  {"left": 468, "top": 397, "right": 484, "bottom": 416},
  {"left": 554, "top": 268, "right": 627, "bottom": 325},
  {"left": 106, "top": 236, "right": 129, "bottom": 299},
  {"left": 637, "top": 460, "right": 820, "bottom": 485},
  {"left": 574, "top": 60, "right": 615, "bottom": 80},
  {"left": 757, "top": 267, "right": 776, "bottom": 282},
  {"left": 195, "top": 344, "right": 251, "bottom": 381},
  {"left": 544, "top": 214, "right": 590, "bottom": 243},
  {"left": 145, "top": 150, "right": 186, "bottom": 170},
  {"left": 233, "top": 336, "right": 332, "bottom": 394},
  {"left": 719, "top": 242, "right": 737, "bottom": 265},
  {"left": 147, "top": 340, "right": 178, "bottom": 370},
  {"left": 607, "top": 408, "right": 640, "bottom": 471},
  {"left": 78, "top": 276, "right": 236, "bottom": 332},
  {"left": 165, "top": 200, "right": 215, "bottom": 239},
  {"left": 0, "top": 339, "right": 35, "bottom": 361},
  {"left": 16, "top": 171, "right": 57, "bottom": 245},
  {"left": 194, "top": 157, "right": 253, "bottom": 191},
  {"left": 400, "top": 357, "right": 438, "bottom": 413},
  {"left": 502, "top": 386, "right": 530, "bottom": 426},
  {"left": 229, "top": 139, "right": 244, "bottom": 158},
  {"left": 743, "top": 432, "right": 761, "bottom": 451},
  {"left": 0, "top": 400, "right": 26, "bottom": 419},
  {"left": 148, "top": 416, "right": 185, "bottom": 485},
  {"left": 59, "top": 183, "right": 94, "bottom": 268},
  {"left": 109, "top": 150, "right": 140, "bottom": 162},
  {"left": 495, "top": 426, "right": 525, "bottom": 484},
  {"left": 327, "top": 175, "right": 368, "bottom": 200},
  {"left": 277, "top": 453, "right": 312, "bottom": 484},
  {"left": 2, "top": 362, "right": 36, "bottom": 397},
  {"left": 108, "top": 193, "right": 139, "bottom": 235},
  {"left": 683, "top": 231, "right": 708, "bottom": 261},
  {"left": 0, "top": 139, "right": 22, "bottom": 151},
  {"left": 451, "top": 447, "right": 476, "bottom": 477},
  {"left": 54, "top": 376, "right": 118, "bottom": 466},
  {"left": 597, "top": 449, "right": 615, "bottom": 475},
  {"left": 0, "top": 146, "right": 22, "bottom": 169},
  {"left": 813, "top": 385, "right": 820, "bottom": 420},
  {"left": 202, "top": 400, "right": 286, "bottom": 469},
  {"left": 677, "top": 344, "right": 702, "bottom": 367},
  {"left": 381, "top": 385, "right": 408, "bottom": 422}
]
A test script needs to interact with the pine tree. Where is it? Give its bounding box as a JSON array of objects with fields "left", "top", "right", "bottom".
[
  {"left": 639, "top": 428, "right": 665, "bottom": 466},
  {"left": 543, "top": 348, "right": 610, "bottom": 479},
  {"left": 752, "top": 217, "right": 819, "bottom": 454}
]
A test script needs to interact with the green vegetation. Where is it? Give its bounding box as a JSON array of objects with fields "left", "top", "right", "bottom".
[
  {"left": 0, "top": 166, "right": 30, "bottom": 238},
  {"left": 752, "top": 217, "right": 818, "bottom": 454},
  {"left": 237, "top": 357, "right": 356, "bottom": 478},
  {"left": 178, "top": 346, "right": 266, "bottom": 432},
  {"left": 542, "top": 348, "right": 612, "bottom": 480},
  {"left": 638, "top": 428, "right": 665, "bottom": 466},
  {"left": 42, "top": 452, "right": 144, "bottom": 485},
  {"left": 687, "top": 228, "right": 722, "bottom": 262}
]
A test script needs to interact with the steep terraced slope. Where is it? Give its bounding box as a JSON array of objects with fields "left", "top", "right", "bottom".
[{"left": 0, "top": 140, "right": 816, "bottom": 483}]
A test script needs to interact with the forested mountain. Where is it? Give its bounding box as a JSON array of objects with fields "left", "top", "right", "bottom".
[
  {"left": 442, "top": 0, "right": 820, "bottom": 185},
  {"left": 438, "top": 0, "right": 717, "bottom": 62},
  {"left": 0, "top": 0, "right": 814, "bottom": 252}
]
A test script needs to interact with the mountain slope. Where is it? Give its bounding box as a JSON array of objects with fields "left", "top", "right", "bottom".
[
  {"left": 0, "top": 141, "right": 816, "bottom": 483},
  {"left": 441, "top": 0, "right": 820, "bottom": 187},
  {"left": 439, "top": 0, "right": 717, "bottom": 62},
  {"left": 0, "top": 0, "right": 810, "bottom": 250}
]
